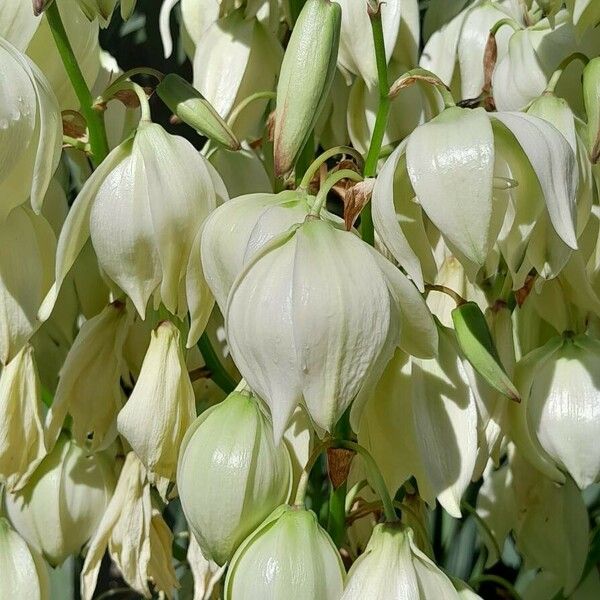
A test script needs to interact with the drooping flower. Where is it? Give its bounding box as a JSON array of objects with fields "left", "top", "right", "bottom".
[
  {"left": 117, "top": 320, "right": 196, "bottom": 495},
  {"left": 226, "top": 218, "right": 437, "bottom": 440},
  {"left": 42, "top": 122, "right": 227, "bottom": 343}
]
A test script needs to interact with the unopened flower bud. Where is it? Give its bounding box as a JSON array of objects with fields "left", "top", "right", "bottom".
[
  {"left": 274, "top": 0, "right": 341, "bottom": 175},
  {"left": 157, "top": 74, "right": 240, "bottom": 149},
  {"left": 117, "top": 320, "right": 196, "bottom": 495},
  {"left": 177, "top": 390, "right": 292, "bottom": 565},
  {"left": 4, "top": 435, "right": 115, "bottom": 566},
  {"left": 0, "top": 517, "right": 49, "bottom": 599},
  {"left": 224, "top": 505, "right": 345, "bottom": 599},
  {"left": 341, "top": 523, "right": 466, "bottom": 599},
  {"left": 76, "top": 0, "right": 136, "bottom": 26}
]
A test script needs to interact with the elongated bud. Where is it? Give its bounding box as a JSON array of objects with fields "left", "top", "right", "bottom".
[
  {"left": 117, "top": 320, "right": 196, "bottom": 496},
  {"left": 177, "top": 391, "right": 292, "bottom": 565},
  {"left": 156, "top": 74, "right": 240, "bottom": 150},
  {"left": 224, "top": 505, "right": 345, "bottom": 599},
  {"left": 583, "top": 57, "right": 600, "bottom": 163},
  {"left": 274, "top": 0, "right": 341, "bottom": 175},
  {"left": 452, "top": 302, "right": 520, "bottom": 402}
]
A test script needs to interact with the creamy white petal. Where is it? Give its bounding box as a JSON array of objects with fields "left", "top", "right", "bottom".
[
  {"left": 493, "top": 111, "right": 578, "bottom": 249},
  {"left": 406, "top": 107, "right": 496, "bottom": 266}
]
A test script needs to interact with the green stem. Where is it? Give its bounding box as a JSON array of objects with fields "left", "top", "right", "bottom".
[
  {"left": 389, "top": 68, "right": 456, "bottom": 109},
  {"left": 309, "top": 169, "right": 363, "bottom": 216},
  {"left": 425, "top": 283, "right": 466, "bottom": 307},
  {"left": 107, "top": 81, "right": 152, "bottom": 123},
  {"left": 489, "top": 17, "right": 521, "bottom": 37},
  {"left": 101, "top": 67, "right": 164, "bottom": 96},
  {"left": 197, "top": 333, "right": 238, "bottom": 394},
  {"left": 361, "top": 6, "right": 391, "bottom": 246},
  {"left": 46, "top": 2, "right": 109, "bottom": 166},
  {"left": 227, "top": 91, "right": 276, "bottom": 129},
  {"left": 327, "top": 482, "right": 347, "bottom": 546},
  {"left": 294, "top": 438, "right": 396, "bottom": 522},
  {"left": 299, "top": 146, "right": 365, "bottom": 190}
]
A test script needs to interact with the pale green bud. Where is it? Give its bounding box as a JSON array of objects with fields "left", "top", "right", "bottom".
[
  {"left": 177, "top": 391, "right": 293, "bottom": 565},
  {"left": 157, "top": 74, "right": 240, "bottom": 150},
  {"left": 224, "top": 505, "right": 345, "bottom": 599},
  {"left": 341, "top": 523, "right": 465, "bottom": 599},
  {"left": 4, "top": 435, "right": 115, "bottom": 566},
  {"left": 274, "top": 0, "right": 341, "bottom": 175},
  {"left": 0, "top": 517, "right": 49, "bottom": 600},
  {"left": 509, "top": 332, "right": 600, "bottom": 489},
  {"left": 583, "top": 57, "right": 600, "bottom": 162}
]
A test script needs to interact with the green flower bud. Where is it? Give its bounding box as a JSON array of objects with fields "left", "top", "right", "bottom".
[
  {"left": 4, "top": 435, "right": 115, "bottom": 566},
  {"left": 177, "top": 391, "right": 293, "bottom": 565},
  {"left": 0, "top": 517, "right": 49, "bottom": 600},
  {"left": 274, "top": 0, "right": 341, "bottom": 175},
  {"left": 156, "top": 74, "right": 240, "bottom": 150},
  {"left": 224, "top": 505, "right": 345, "bottom": 599}
]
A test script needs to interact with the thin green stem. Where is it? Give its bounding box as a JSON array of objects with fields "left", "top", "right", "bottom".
[
  {"left": 544, "top": 52, "right": 589, "bottom": 94},
  {"left": 309, "top": 169, "right": 363, "bottom": 217},
  {"left": 101, "top": 67, "right": 164, "bottom": 95},
  {"left": 361, "top": 5, "right": 391, "bottom": 246},
  {"left": 294, "top": 438, "right": 396, "bottom": 522},
  {"left": 299, "top": 146, "right": 365, "bottom": 190},
  {"left": 425, "top": 284, "right": 466, "bottom": 307},
  {"left": 45, "top": 2, "right": 109, "bottom": 166},
  {"left": 489, "top": 17, "right": 521, "bottom": 37},
  {"left": 227, "top": 91, "right": 276, "bottom": 129},
  {"left": 337, "top": 440, "right": 396, "bottom": 522},
  {"left": 197, "top": 333, "right": 238, "bottom": 394}
]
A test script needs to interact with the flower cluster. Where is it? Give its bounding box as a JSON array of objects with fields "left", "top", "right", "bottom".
[{"left": 1, "top": 0, "right": 600, "bottom": 599}]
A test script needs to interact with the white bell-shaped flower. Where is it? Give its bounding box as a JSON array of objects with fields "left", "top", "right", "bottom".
[
  {"left": 0, "top": 206, "right": 56, "bottom": 365},
  {"left": 46, "top": 301, "right": 132, "bottom": 450},
  {"left": 4, "top": 435, "right": 115, "bottom": 566},
  {"left": 44, "top": 122, "right": 227, "bottom": 340},
  {"left": 224, "top": 505, "right": 345, "bottom": 600},
  {"left": 373, "top": 106, "right": 579, "bottom": 286},
  {"left": 357, "top": 325, "right": 479, "bottom": 518},
  {"left": 117, "top": 320, "right": 196, "bottom": 494},
  {"left": 341, "top": 523, "right": 466, "bottom": 600},
  {"left": 226, "top": 218, "right": 437, "bottom": 440},
  {"left": 0, "top": 517, "right": 49, "bottom": 600},
  {"left": 177, "top": 390, "right": 292, "bottom": 565},
  {"left": 0, "top": 344, "right": 47, "bottom": 492},
  {"left": 0, "top": 37, "right": 61, "bottom": 218},
  {"left": 81, "top": 452, "right": 178, "bottom": 600},
  {"left": 508, "top": 332, "right": 600, "bottom": 489}
]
